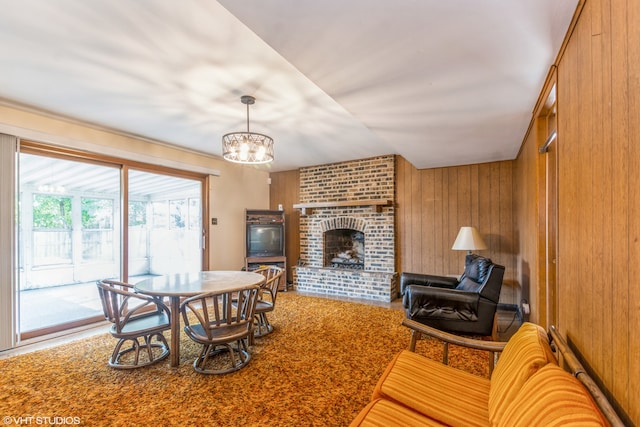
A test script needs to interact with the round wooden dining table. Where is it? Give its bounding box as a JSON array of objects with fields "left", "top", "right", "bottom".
[{"left": 134, "top": 271, "right": 265, "bottom": 367}]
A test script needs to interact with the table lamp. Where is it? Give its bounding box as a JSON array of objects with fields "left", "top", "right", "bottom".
[{"left": 451, "top": 226, "right": 488, "bottom": 255}]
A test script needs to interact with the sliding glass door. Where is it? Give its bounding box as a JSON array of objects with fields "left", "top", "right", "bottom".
[
  {"left": 18, "top": 153, "right": 121, "bottom": 336},
  {"left": 127, "top": 169, "right": 202, "bottom": 281},
  {"left": 17, "top": 151, "right": 204, "bottom": 340}
]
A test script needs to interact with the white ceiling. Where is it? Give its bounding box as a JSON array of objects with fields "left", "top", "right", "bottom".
[{"left": 0, "top": 0, "right": 577, "bottom": 173}]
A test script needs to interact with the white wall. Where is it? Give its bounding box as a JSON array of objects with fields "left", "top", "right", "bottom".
[{"left": 210, "top": 167, "right": 270, "bottom": 270}]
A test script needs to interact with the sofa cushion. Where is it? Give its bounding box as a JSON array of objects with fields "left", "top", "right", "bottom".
[
  {"left": 499, "top": 364, "right": 607, "bottom": 426},
  {"left": 349, "top": 398, "right": 446, "bottom": 427},
  {"left": 372, "top": 350, "right": 491, "bottom": 427},
  {"left": 488, "top": 322, "right": 557, "bottom": 425}
]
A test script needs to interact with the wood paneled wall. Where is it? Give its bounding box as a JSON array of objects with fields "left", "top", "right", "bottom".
[
  {"left": 396, "top": 157, "right": 518, "bottom": 305},
  {"left": 514, "top": 120, "right": 542, "bottom": 325},
  {"left": 536, "top": 0, "right": 639, "bottom": 422},
  {"left": 269, "top": 169, "right": 300, "bottom": 283}
]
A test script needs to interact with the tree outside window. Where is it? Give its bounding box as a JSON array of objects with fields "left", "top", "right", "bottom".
[
  {"left": 128, "top": 200, "right": 147, "bottom": 227},
  {"left": 33, "top": 194, "right": 71, "bottom": 229},
  {"left": 81, "top": 198, "right": 114, "bottom": 262},
  {"left": 82, "top": 198, "right": 113, "bottom": 229},
  {"left": 32, "top": 194, "right": 72, "bottom": 265}
]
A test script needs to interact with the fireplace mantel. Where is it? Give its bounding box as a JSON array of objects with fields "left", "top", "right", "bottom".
[{"left": 293, "top": 199, "right": 392, "bottom": 215}]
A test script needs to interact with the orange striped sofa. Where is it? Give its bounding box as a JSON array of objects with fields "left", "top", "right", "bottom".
[{"left": 350, "top": 322, "right": 621, "bottom": 427}]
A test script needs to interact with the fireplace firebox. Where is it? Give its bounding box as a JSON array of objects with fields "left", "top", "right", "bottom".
[{"left": 324, "top": 229, "right": 364, "bottom": 270}]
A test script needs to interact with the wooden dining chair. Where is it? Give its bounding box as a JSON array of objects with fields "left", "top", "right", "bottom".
[
  {"left": 251, "top": 266, "right": 285, "bottom": 339},
  {"left": 180, "top": 286, "right": 259, "bottom": 374},
  {"left": 96, "top": 279, "right": 171, "bottom": 369}
]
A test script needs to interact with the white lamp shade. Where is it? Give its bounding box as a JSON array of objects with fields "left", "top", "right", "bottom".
[{"left": 451, "top": 226, "right": 488, "bottom": 251}]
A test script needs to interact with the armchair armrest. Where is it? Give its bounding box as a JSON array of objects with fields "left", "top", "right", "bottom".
[
  {"left": 404, "top": 285, "right": 480, "bottom": 319},
  {"left": 400, "top": 272, "right": 459, "bottom": 295},
  {"left": 402, "top": 318, "right": 507, "bottom": 375}
]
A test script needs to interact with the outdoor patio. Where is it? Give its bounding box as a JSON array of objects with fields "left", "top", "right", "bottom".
[{"left": 19, "top": 275, "right": 157, "bottom": 333}]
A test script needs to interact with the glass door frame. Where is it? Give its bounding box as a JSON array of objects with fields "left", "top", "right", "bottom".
[{"left": 17, "top": 141, "right": 209, "bottom": 341}]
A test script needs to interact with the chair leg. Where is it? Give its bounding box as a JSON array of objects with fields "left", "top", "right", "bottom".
[
  {"left": 253, "top": 314, "right": 264, "bottom": 336},
  {"left": 489, "top": 351, "right": 498, "bottom": 377},
  {"left": 261, "top": 313, "right": 272, "bottom": 333},
  {"left": 254, "top": 312, "right": 274, "bottom": 338},
  {"left": 193, "top": 342, "right": 252, "bottom": 374},
  {"left": 144, "top": 335, "right": 154, "bottom": 362},
  {"left": 109, "top": 337, "right": 142, "bottom": 368},
  {"left": 248, "top": 327, "right": 255, "bottom": 346},
  {"left": 491, "top": 312, "right": 499, "bottom": 341},
  {"left": 442, "top": 342, "right": 449, "bottom": 365},
  {"left": 110, "top": 339, "right": 126, "bottom": 365},
  {"left": 409, "top": 330, "right": 419, "bottom": 351},
  {"left": 108, "top": 334, "right": 169, "bottom": 369},
  {"left": 132, "top": 339, "right": 141, "bottom": 366}
]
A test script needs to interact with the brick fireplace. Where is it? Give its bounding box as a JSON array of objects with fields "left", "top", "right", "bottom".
[{"left": 293, "top": 156, "right": 398, "bottom": 302}]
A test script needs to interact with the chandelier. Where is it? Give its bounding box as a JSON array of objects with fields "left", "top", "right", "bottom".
[{"left": 222, "top": 95, "right": 274, "bottom": 164}]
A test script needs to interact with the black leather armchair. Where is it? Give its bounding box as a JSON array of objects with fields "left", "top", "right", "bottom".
[{"left": 401, "top": 254, "right": 505, "bottom": 338}]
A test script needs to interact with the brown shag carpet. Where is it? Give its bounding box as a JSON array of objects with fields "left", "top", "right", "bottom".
[{"left": 0, "top": 292, "right": 489, "bottom": 426}]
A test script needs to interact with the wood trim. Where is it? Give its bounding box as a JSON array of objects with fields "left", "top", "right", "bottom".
[
  {"left": 293, "top": 199, "right": 392, "bottom": 215},
  {"left": 202, "top": 175, "right": 211, "bottom": 270},
  {"left": 269, "top": 170, "right": 300, "bottom": 284},
  {"left": 553, "top": 0, "right": 587, "bottom": 69},
  {"left": 19, "top": 140, "right": 208, "bottom": 180}
]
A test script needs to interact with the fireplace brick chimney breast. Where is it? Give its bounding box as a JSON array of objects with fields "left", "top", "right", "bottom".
[{"left": 294, "top": 156, "right": 398, "bottom": 302}]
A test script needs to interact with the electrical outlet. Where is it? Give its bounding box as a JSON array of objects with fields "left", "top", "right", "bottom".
[{"left": 520, "top": 299, "right": 530, "bottom": 315}]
